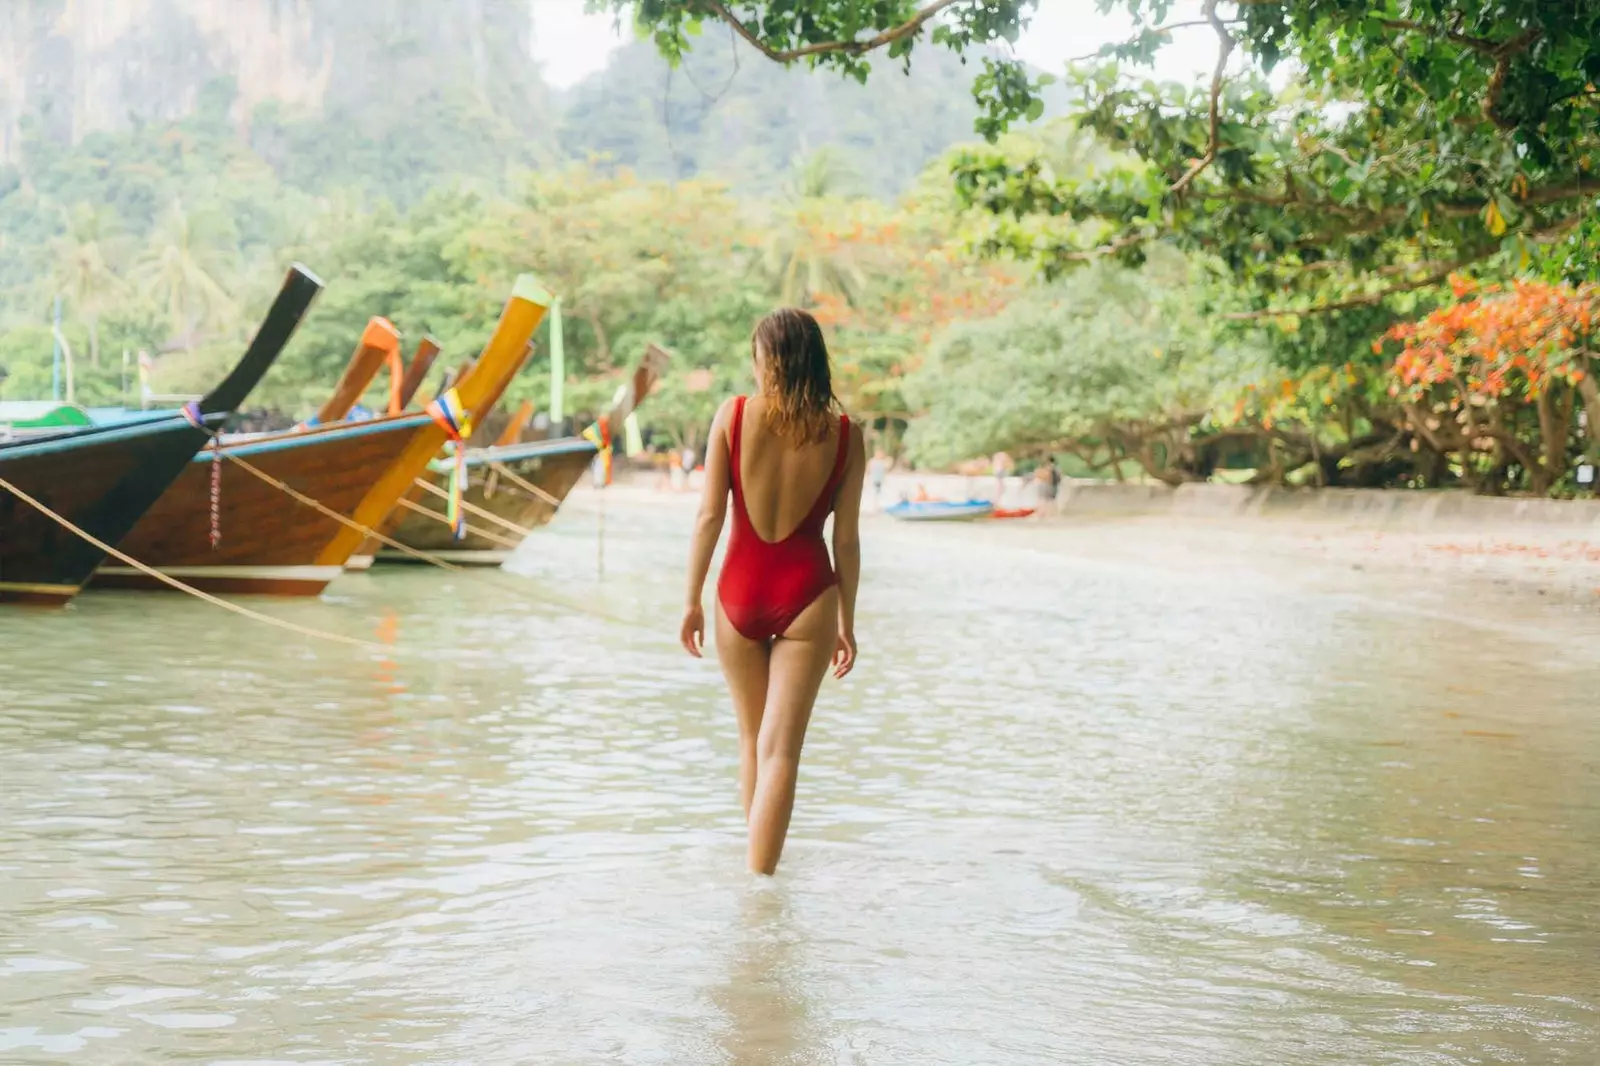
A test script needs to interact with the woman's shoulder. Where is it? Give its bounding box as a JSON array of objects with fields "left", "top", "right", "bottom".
[
  {"left": 712, "top": 394, "right": 745, "bottom": 423},
  {"left": 840, "top": 413, "right": 865, "bottom": 457}
]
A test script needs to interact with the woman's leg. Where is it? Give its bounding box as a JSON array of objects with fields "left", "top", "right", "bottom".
[
  {"left": 747, "top": 588, "right": 838, "bottom": 875},
  {"left": 715, "top": 602, "right": 771, "bottom": 819}
]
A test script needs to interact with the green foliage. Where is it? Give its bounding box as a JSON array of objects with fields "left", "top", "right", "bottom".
[
  {"left": 904, "top": 256, "right": 1270, "bottom": 478},
  {"left": 951, "top": 2, "right": 1600, "bottom": 312}
]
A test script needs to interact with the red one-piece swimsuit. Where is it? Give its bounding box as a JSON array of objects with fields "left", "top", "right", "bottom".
[{"left": 717, "top": 396, "right": 851, "bottom": 641}]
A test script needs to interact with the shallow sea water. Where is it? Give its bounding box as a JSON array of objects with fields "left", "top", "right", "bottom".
[{"left": 2, "top": 492, "right": 1598, "bottom": 1064}]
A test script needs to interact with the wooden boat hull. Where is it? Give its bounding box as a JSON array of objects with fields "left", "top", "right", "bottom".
[
  {"left": 377, "top": 438, "right": 596, "bottom": 561},
  {"left": 0, "top": 264, "right": 321, "bottom": 604},
  {"left": 0, "top": 417, "right": 222, "bottom": 603},
  {"left": 95, "top": 416, "right": 432, "bottom": 596}
]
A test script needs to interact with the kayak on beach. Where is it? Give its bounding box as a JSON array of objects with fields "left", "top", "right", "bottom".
[
  {"left": 885, "top": 499, "right": 995, "bottom": 521},
  {"left": 992, "top": 507, "right": 1036, "bottom": 520}
]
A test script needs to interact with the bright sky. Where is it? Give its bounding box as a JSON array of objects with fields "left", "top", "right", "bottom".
[{"left": 531, "top": 0, "right": 1224, "bottom": 90}]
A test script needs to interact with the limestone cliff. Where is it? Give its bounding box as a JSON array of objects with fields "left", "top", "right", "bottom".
[{"left": 0, "top": 0, "right": 543, "bottom": 162}]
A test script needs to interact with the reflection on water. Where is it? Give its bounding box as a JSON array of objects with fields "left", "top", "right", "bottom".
[{"left": 2, "top": 491, "right": 1598, "bottom": 1064}]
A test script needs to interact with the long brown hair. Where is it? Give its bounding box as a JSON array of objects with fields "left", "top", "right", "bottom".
[{"left": 751, "top": 307, "right": 837, "bottom": 443}]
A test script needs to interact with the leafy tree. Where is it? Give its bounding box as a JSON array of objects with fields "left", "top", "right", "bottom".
[
  {"left": 762, "top": 148, "right": 870, "bottom": 307},
  {"left": 128, "top": 200, "right": 240, "bottom": 350},
  {"left": 47, "top": 204, "right": 128, "bottom": 368},
  {"left": 1382, "top": 279, "right": 1600, "bottom": 493},
  {"left": 904, "top": 256, "right": 1270, "bottom": 480},
  {"left": 950, "top": 2, "right": 1600, "bottom": 308}
]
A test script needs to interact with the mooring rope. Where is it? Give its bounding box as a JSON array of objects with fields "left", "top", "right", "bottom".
[
  {"left": 208, "top": 438, "right": 644, "bottom": 630},
  {"left": 394, "top": 496, "right": 523, "bottom": 550},
  {"left": 0, "top": 475, "right": 385, "bottom": 652},
  {"left": 216, "top": 449, "right": 468, "bottom": 572},
  {"left": 411, "top": 477, "right": 540, "bottom": 538},
  {"left": 488, "top": 461, "right": 564, "bottom": 507}
]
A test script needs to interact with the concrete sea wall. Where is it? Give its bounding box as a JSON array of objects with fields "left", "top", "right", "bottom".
[
  {"left": 1050, "top": 482, "right": 1600, "bottom": 531},
  {"left": 874, "top": 472, "right": 1600, "bottom": 533}
]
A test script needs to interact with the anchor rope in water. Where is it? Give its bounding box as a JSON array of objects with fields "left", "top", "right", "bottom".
[
  {"left": 0, "top": 474, "right": 385, "bottom": 652},
  {"left": 411, "top": 477, "right": 539, "bottom": 538}
]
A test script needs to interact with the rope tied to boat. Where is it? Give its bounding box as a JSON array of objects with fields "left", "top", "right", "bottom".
[
  {"left": 487, "top": 461, "right": 563, "bottom": 507},
  {"left": 0, "top": 474, "right": 383, "bottom": 652},
  {"left": 218, "top": 450, "right": 467, "bottom": 572},
  {"left": 181, "top": 401, "right": 223, "bottom": 548},
  {"left": 425, "top": 388, "right": 473, "bottom": 540},
  {"left": 411, "top": 477, "right": 540, "bottom": 539},
  {"left": 395, "top": 496, "right": 522, "bottom": 549}
]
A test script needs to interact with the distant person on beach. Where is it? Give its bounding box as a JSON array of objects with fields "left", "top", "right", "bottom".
[
  {"left": 653, "top": 446, "right": 672, "bottom": 492},
  {"left": 1037, "top": 456, "right": 1061, "bottom": 503},
  {"left": 868, "top": 450, "right": 889, "bottom": 509},
  {"left": 680, "top": 307, "right": 865, "bottom": 875},
  {"left": 680, "top": 445, "right": 696, "bottom": 492},
  {"left": 991, "top": 450, "right": 1012, "bottom": 504}
]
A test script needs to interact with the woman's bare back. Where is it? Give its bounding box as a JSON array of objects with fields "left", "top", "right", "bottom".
[{"left": 733, "top": 395, "right": 847, "bottom": 543}]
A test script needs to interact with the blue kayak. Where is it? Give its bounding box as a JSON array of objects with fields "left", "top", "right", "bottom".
[{"left": 885, "top": 499, "right": 995, "bottom": 521}]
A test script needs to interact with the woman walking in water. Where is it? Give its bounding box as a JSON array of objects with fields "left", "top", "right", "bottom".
[{"left": 680, "top": 308, "right": 865, "bottom": 875}]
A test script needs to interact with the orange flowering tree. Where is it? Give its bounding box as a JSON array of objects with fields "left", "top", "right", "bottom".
[{"left": 1381, "top": 279, "right": 1600, "bottom": 493}]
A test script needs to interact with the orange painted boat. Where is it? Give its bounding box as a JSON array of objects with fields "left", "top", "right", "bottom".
[{"left": 93, "top": 276, "right": 553, "bottom": 596}]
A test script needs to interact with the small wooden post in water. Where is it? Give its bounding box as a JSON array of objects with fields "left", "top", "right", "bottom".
[{"left": 596, "top": 464, "right": 606, "bottom": 579}]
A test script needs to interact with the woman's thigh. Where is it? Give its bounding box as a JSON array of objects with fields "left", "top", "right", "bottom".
[
  {"left": 715, "top": 600, "right": 771, "bottom": 744},
  {"left": 760, "top": 588, "right": 839, "bottom": 760}
]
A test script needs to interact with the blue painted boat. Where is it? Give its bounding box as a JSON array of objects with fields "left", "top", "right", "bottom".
[{"left": 885, "top": 499, "right": 995, "bottom": 521}]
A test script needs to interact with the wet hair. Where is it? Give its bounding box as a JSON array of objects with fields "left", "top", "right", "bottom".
[{"left": 751, "top": 307, "right": 837, "bottom": 444}]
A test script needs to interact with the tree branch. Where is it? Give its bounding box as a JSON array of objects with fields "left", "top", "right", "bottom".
[
  {"left": 1066, "top": 18, "right": 1242, "bottom": 65},
  {"left": 1375, "top": 19, "right": 1505, "bottom": 55},
  {"left": 1221, "top": 259, "right": 1475, "bottom": 320},
  {"left": 1049, "top": 230, "right": 1149, "bottom": 264},
  {"left": 702, "top": 0, "right": 965, "bottom": 62},
  {"left": 1375, "top": 21, "right": 1543, "bottom": 130},
  {"left": 1169, "top": 0, "right": 1236, "bottom": 196}
]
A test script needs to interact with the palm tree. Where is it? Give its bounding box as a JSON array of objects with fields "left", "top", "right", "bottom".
[
  {"left": 49, "top": 204, "right": 126, "bottom": 368},
  {"left": 129, "top": 200, "right": 239, "bottom": 350},
  {"left": 762, "top": 147, "right": 868, "bottom": 308}
]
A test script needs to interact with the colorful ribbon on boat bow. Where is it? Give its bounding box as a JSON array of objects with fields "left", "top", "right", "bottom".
[
  {"left": 425, "top": 388, "right": 474, "bottom": 539},
  {"left": 582, "top": 416, "right": 613, "bottom": 486}
]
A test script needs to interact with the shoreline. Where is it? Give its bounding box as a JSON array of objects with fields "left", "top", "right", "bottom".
[{"left": 583, "top": 472, "right": 1600, "bottom": 612}]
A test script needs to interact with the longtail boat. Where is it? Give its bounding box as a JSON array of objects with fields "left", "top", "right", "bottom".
[
  {"left": 396, "top": 337, "right": 442, "bottom": 409},
  {"left": 94, "top": 276, "right": 553, "bottom": 596},
  {"left": 375, "top": 342, "right": 669, "bottom": 566},
  {"left": 307, "top": 316, "right": 402, "bottom": 425},
  {"left": 0, "top": 264, "right": 322, "bottom": 604}
]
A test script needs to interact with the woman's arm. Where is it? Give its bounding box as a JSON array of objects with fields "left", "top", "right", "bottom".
[
  {"left": 680, "top": 398, "right": 736, "bottom": 657},
  {"left": 830, "top": 422, "right": 867, "bottom": 678}
]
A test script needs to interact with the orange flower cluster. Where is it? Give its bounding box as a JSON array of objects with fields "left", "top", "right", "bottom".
[{"left": 1382, "top": 278, "right": 1600, "bottom": 401}]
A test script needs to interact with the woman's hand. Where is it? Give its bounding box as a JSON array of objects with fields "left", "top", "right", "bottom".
[
  {"left": 832, "top": 628, "right": 857, "bottom": 679},
  {"left": 680, "top": 603, "right": 706, "bottom": 658}
]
